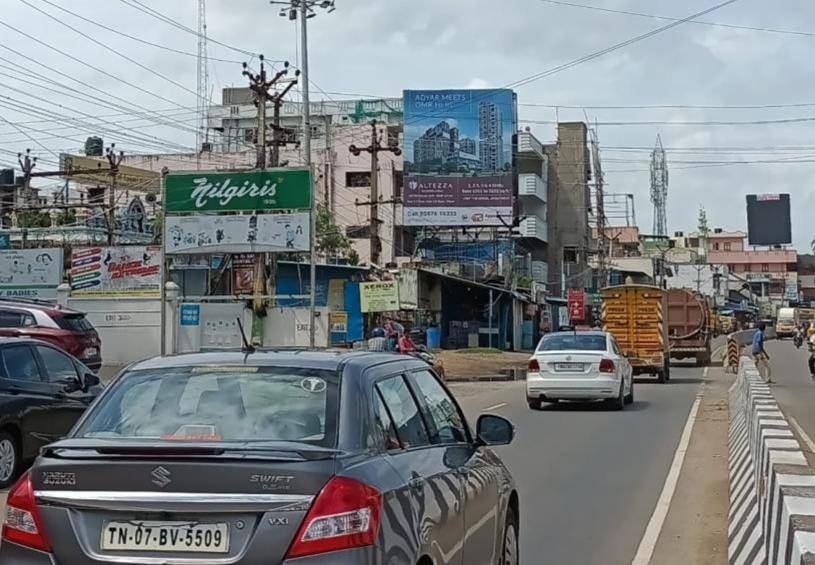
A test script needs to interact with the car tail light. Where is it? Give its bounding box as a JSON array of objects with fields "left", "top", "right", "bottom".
[
  {"left": 599, "top": 358, "right": 616, "bottom": 373},
  {"left": 2, "top": 471, "right": 51, "bottom": 552},
  {"left": 286, "top": 476, "right": 381, "bottom": 559},
  {"left": 528, "top": 358, "right": 540, "bottom": 372}
]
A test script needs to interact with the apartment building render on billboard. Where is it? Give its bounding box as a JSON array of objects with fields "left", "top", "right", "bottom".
[{"left": 478, "top": 100, "right": 504, "bottom": 172}]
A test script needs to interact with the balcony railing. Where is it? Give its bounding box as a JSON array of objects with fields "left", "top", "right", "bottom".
[
  {"left": 518, "top": 173, "right": 547, "bottom": 202},
  {"left": 518, "top": 131, "right": 545, "bottom": 159},
  {"left": 518, "top": 216, "right": 548, "bottom": 243}
]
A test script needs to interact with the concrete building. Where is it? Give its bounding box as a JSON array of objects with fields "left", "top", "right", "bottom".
[
  {"left": 206, "top": 89, "right": 403, "bottom": 154},
  {"left": 797, "top": 254, "right": 815, "bottom": 304},
  {"left": 516, "top": 130, "right": 549, "bottom": 285},
  {"left": 592, "top": 226, "right": 642, "bottom": 258},
  {"left": 544, "top": 122, "right": 592, "bottom": 296},
  {"left": 706, "top": 229, "right": 797, "bottom": 301}
]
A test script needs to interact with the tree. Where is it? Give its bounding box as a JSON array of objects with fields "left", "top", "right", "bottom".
[
  {"left": 315, "top": 204, "right": 355, "bottom": 261},
  {"left": 18, "top": 211, "right": 50, "bottom": 228}
]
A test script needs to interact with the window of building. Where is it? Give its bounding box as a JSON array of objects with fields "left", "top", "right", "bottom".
[
  {"left": 346, "top": 225, "right": 370, "bottom": 239},
  {"left": 346, "top": 171, "right": 371, "bottom": 188},
  {"left": 713, "top": 243, "right": 720, "bottom": 251},
  {"left": 243, "top": 128, "right": 255, "bottom": 144},
  {"left": 387, "top": 126, "right": 401, "bottom": 148},
  {"left": 393, "top": 170, "right": 404, "bottom": 200},
  {"left": 762, "top": 263, "right": 769, "bottom": 272},
  {"left": 724, "top": 242, "right": 731, "bottom": 251},
  {"left": 727, "top": 264, "right": 735, "bottom": 272}
]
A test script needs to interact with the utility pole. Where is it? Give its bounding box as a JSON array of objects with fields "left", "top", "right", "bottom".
[
  {"left": 272, "top": 0, "right": 336, "bottom": 348},
  {"left": 242, "top": 56, "right": 295, "bottom": 341},
  {"left": 350, "top": 120, "right": 401, "bottom": 266},
  {"left": 17, "top": 149, "right": 36, "bottom": 249},
  {"left": 105, "top": 144, "right": 124, "bottom": 245}
]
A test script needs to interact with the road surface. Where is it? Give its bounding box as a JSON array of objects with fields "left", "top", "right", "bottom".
[
  {"left": 451, "top": 363, "right": 705, "bottom": 565},
  {"left": 763, "top": 339, "right": 815, "bottom": 459}
]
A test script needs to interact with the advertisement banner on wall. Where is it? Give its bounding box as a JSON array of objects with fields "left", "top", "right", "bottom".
[
  {"left": 71, "top": 246, "right": 161, "bottom": 296},
  {"left": 232, "top": 254, "right": 255, "bottom": 295},
  {"left": 0, "top": 248, "right": 63, "bottom": 298},
  {"left": 360, "top": 281, "right": 400, "bottom": 313},
  {"left": 403, "top": 89, "right": 516, "bottom": 226},
  {"left": 165, "top": 213, "right": 310, "bottom": 254},
  {"left": 164, "top": 169, "right": 312, "bottom": 213},
  {"left": 568, "top": 289, "right": 586, "bottom": 323}
]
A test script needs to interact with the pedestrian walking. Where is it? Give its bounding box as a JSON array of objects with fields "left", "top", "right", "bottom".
[{"left": 752, "top": 322, "right": 773, "bottom": 383}]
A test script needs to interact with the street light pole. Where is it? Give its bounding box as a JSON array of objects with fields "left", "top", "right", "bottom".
[{"left": 273, "top": 0, "right": 335, "bottom": 348}]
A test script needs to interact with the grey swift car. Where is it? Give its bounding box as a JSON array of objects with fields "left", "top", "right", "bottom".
[{"left": 1, "top": 350, "right": 519, "bottom": 564}]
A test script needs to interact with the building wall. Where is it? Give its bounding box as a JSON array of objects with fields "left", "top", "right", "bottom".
[
  {"left": 546, "top": 122, "right": 591, "bottom": 296},
  {"left": 708, "top": 235, "right": 745, "bottom": 252}
]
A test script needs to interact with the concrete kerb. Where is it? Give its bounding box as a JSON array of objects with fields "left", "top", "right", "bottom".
[{"left": 729, "top": 356, "right": 815, "bottom": 564}]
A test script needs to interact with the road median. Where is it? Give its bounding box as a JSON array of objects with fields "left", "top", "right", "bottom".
[{"left": 728, "top": 356, "right": 815, "bottom": 564}]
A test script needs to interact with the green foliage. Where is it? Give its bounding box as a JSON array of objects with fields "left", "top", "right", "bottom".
[
  {"left": 315, "top": 204, "right": 355, "bottom": 261},
  {"left": 56, "top": 209, "right": 75, "bottom": 226},
  {"left": 18, "top": 211, "right": 50, "bottom": 228}
]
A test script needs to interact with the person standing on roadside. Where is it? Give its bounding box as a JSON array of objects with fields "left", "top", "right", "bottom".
[{"left": 752, "top": 322, "right": 773, "bottom": 383}]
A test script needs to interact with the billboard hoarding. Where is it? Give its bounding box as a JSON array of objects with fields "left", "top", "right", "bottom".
[
  {"left": 165, "top": 169, "right": 312, "bottom": 213},
  {"left": 402, "top": 175, "right": 512, "bottom": 226},
  {"left": 360, "top": 281, "right": 400, "bottom": 313},
  {"left": 60, "top": 154, "right": 161, "bottom": 192},
  {"left": 746, "top": 194, "right": 791, "bottom": 246},
  {"left": 403, "top": 89, "right": 517, "bottom": 227},
  {"left": 164, "top": 213, "right": 310, "bottom": 254},
  {"left": 568, "top": 289, "right": 586, "bottom": 323},
  {"left": 0, "top": 249, "right": 63, "bottom": 298},
  {"left": 71, "top": 246, "right": 162, "bottom": 296}
]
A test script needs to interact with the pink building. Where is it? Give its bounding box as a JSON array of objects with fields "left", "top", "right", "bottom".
[{"left": 706, "top": 229, "right": 797, "bottom": 296}]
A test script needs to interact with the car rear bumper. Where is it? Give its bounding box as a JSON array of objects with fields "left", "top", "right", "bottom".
[
  {"left": 0, "top": 540, "right": 384, "bottom": 564},
  {"left": 527, "top": 373, "right": 621, "bottom": 400}
]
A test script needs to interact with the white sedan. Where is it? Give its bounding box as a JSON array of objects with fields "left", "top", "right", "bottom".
[{"left": 526, "top": 331, "right": 633, "bottom": 410}]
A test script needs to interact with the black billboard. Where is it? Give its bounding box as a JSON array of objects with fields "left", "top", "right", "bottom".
[{"left": 746, "top": 194, "right": 791, "bottom": 246}]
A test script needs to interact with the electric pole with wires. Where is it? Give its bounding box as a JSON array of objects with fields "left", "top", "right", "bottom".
[
  {"left": 350, "top": 120, "right": 401, "bottom": 266},
  {"left": 105, "top": 144, "right": 124, "bottom": 245}
]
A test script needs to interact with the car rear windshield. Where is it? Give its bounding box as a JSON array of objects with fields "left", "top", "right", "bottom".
[
  {"left": 73, "top": 366, "right": 339, "bottom": 447},
  {"left": 537, "top": 334, "right": 607, "bottom": 352},
  {"left": 54, "top": 314, "right": 95, "bottom": 332}
]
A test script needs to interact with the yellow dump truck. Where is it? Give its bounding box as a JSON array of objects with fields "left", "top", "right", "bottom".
[{"left": 601, "top": 284, "right": 670, "bottom": 383}]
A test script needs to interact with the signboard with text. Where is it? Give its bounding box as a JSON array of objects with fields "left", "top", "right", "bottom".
[
  {"left": 403, "top": 89, "right": 516, "bottom": 226},
  {"left": 165, "top": 213, "right": 309, "bottom": 254},
  {"left": 360, "top": 281, "right": 400, "bottom": 313},
  {"left": 165, "top": 169, "right": 312, "bottom": 212},
  {"left": 568, "top": 289, "right": 586, "bottom": 323},
  {"left": 0, "top": 248, "right": 63, "bottom": 298},
  {"left": 71, "top": 246, "right": 161, "bottom": 296}
]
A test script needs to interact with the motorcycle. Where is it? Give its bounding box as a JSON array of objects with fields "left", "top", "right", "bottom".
[
  {"left": 795, "top": 333, "right": 804, "bottom": 348},
  {"left": 408, "top": 345, "right": 446, "bottom": 380}
]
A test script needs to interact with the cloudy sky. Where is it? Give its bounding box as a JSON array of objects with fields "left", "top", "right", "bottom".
[{"left": 1, "top": 0, "right": 814, "bottom": 249}]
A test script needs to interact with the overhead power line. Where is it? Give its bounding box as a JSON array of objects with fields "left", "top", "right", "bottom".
[
  {"left": 31, "top": 0, "right": 245, "bottom": 64},
  {"left": 0, "top": 19, "right": 190, "bottom": 111},
  {"left": 508, "top": 0, "right": 743, "bottom": 89},
  {"left": 17, "top": 0, "right": 204, "bottom": 103},
  {"left": 535, "top": 0, "right": 815, "bottom": 38},
  {"left": 117, "top": 0, "right": 266, "bottom": 59},
  {"left": 521, "top": 116, "right": 815, "bottom": 126},
  {"left": 519, "top": 101, "right": 815, "bottom": 110}
]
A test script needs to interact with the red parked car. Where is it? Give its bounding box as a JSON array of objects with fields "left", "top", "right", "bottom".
[{"left": 0, "top": 299, "right": 101, "bottom": 370}]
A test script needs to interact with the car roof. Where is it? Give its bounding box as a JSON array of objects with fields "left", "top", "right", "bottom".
[
  {"left": 127, "top": 349, "right": 427, "bottom": 374},
  {"left": 0, "top": 299, "right": 81, "bottom": 316},
  {"left": 543, "top": 331, "right": 609, "bottom": 337}
]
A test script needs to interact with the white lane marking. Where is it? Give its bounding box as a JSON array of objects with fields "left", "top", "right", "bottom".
[
  {"left": 703, "top": 367, "right": 709, "bottom": 379},
  {"left": 789, "top": 416, "right": 815, "bottom": 455},
  {"left": 630, "top": 386, "right": 704, "bottom": 565},
  {"left": 483, "top": 402, "right": 507, "bottom": 411}
]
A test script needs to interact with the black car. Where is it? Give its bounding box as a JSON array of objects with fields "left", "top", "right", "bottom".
[
  {"left": 0, "top": 337, "right": 102, "bottom": 488},
  {"left": 0, "top": 349, "right": 518, "bottom": 565}
]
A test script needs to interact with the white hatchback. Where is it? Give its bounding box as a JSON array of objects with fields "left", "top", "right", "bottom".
[{"left": 526, "top": 331, "right": 633, "bottom": 410}]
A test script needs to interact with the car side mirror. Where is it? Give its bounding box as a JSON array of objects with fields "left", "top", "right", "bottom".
[
  {"left": 82, "top": 372, "right": 100, "bottom": 390},
  {"left": 475, "top": 414, "right": 514, "bottom": 447}
]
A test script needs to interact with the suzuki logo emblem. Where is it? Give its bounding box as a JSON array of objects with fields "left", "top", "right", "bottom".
[{"left": 151, "top": 466, "right": 172, "bottom": 488}]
